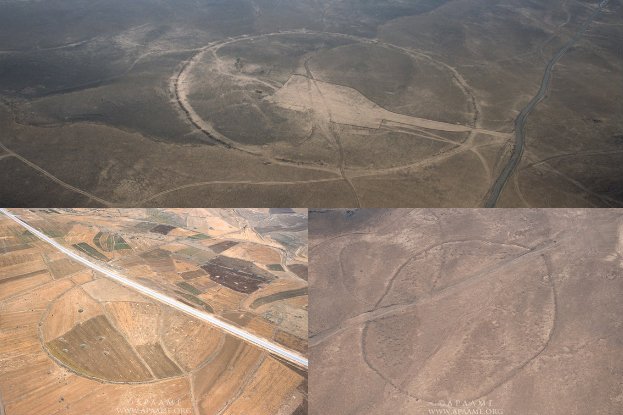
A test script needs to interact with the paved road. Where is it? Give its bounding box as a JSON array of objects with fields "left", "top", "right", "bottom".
[
  {"left": 485, "top": 0, "right": 609, "bottom": 207},
  {"left": 0, "top": 208, "right": 308, "bottom": 369}
]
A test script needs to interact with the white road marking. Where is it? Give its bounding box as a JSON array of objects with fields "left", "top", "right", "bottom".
[{"left": 0, "top": 208, "right": 308, "bottom": 369}]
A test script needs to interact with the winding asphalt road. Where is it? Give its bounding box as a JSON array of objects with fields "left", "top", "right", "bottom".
[
  {"left": 0, "top": 208, "right": 308, "bottom": 369},
  {"left": 485, "top": 0, "right": 609, "bottom": 207}
]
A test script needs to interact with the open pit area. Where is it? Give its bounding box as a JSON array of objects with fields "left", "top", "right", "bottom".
[
  {"left": 0, "top": 209, "right": 308, "bottom": 415},
  {"left": 309, "top": 208, "right": 623, "bottom": 414},
  {"left": 0, "top": 0, "right": 620, "bottom": 207}
]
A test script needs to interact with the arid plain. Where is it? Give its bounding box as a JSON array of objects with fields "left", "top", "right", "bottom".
[
  {"left": 0, "top": 0, "right": 621, "bottom": 207},
  {"left": 0, "top": 208, "right": 308, "bottom": 415},
  {"left": 309, "top": 209, "right": 623, "bottom": 414}
]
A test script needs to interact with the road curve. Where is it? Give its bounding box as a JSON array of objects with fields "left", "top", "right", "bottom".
[
  {"left": 485, "top": 0, "right": 609, "bottom": 207},
  {"left": 0, "top": 208, "right": 308, "bottom": 369}
]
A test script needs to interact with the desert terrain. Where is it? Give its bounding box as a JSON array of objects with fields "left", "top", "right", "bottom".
[
  {"left": 0, "top": 0, "right": 621, "bottom": 207},
  {"left": 309, "top": 208, "right": 623, "bottom": 414},
  {"left": 0, "top": 208, "right": 307, "bottom": 414}
]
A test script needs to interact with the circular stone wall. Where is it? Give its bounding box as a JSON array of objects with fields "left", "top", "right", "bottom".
[
  {"left": 178, "top": 32, "right": 474, "bottom": 167},
  {"left": 41, "top": 282, "right": 224, "bottom": 383}
]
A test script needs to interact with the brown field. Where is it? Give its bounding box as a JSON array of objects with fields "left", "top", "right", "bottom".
[
  {"left": 201, "top": 256, "right": 273, "bottom": 294},
  {"left": 5, "top": 208, "right": 308, "bottom": 346},
  {"left": 0, "top": 209, "right": 307, "bottom": 414}
]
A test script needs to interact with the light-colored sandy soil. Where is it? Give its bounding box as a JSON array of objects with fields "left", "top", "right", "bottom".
[
  {"left": 268, "top": 74, "right": 507, "bottom": 137},
  {"left": 310, "top": 208, "right": 623, "bottom": 415}
]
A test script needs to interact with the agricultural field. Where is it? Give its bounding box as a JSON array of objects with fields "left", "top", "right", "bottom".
[
  {"left": 0, "top": 0, "right": 621, "bottom": 207},
  {"left": 0, "top": 209, "right": 308, "bottom": 414},
  {"left": 309, "top": 208, "right": 623, "bottom": 414}
]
